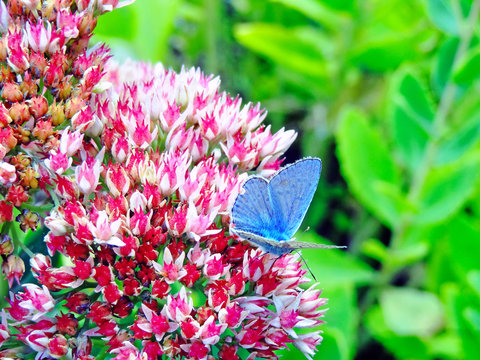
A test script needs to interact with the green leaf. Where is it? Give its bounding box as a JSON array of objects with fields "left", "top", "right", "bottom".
[
  {"left": 426, "top": 0, "right": 460, "bottom": 35},
  {"left": 445, "top": 284, "right": 480, "bottom": 360},
  {"left": 381, "top": 287, "right": 444, "bottom": 337},
  {"left": 349, "top": 7, "right": 429, "bottom": 73},
  {"left": 453, "top": 45, "right": 480, "bottom": 84},
  {"left": 300, "top": 233, "right": 375, "bottom": 286},
  {"left": 425, "top": 332, "right": 463, "bottom": 359},
  {"left": 447, "top": 216, "right": 480, "bottom": 276},
  {"left": 436, "top": 114, "right": 480, "bottom": 165},
  {"left": 277, "top": 284, "right": 357, "bottom": 360},
  {"left": 361, "top": 238, "right": 388, "bottom": 262},
  {"left": 365, "top": 306, "right": 430, "bottom": 359},
  {"left": 467, "top": 271, "right": 480, "bottom": 297},
  {"left": 350, "top": 37, "right": 415, "bottom": 72},
  {"left": 94, "top": 5, "right": 137, "bottom": 40},
  {"left": 464, "top": 307, "right": 480, "bottom": 331},
  {"left": 269, "top": 0, "right": 349, "bottom": 30},
  {"left": 234, "top": 23, "right": 329, "bottom": 79},
  {"left": 94, "top": 0, "right": 183, "bottom": 61},
  {"left": 337, "top": 108, "right": 402, "bottom": 226},
  {"left": 322, "top": 0, "right": 355, "bottom": 12},
  {"left": 416, "top": 154, "right": 480, "bottom": 224},
  {"left": 425, "top": 226, "right": 457, "bottom": 291},
  {"left": 373, "top": 180, "right": 413, "bottom": 214},
  {"left": 277, "top": 331, "right": 345, "bottom": 360},
  {"left": 432, "top": 38, "right": 459, "bottom": 96},
  {"left": 133, "top": 0, "right": 183, "bottom": 60},
  {"left": 314, "top": 284, "right": 357, "bottom": 360},
  {"left": 389, "top": 67, "right": 435, "bottom": 172},
  {"left": 391, "top": 242, "right": 429, "bottom": 266},
  {"left": 321, "top": 284, "right": 357, "bottom": 340}
]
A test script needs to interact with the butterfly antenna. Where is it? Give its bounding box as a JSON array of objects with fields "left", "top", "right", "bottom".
[
  {"left": 295, "top": 250, "right": 317, "bottom": 281},
  {"left": 295, "top": 226, "right": 310, "bottom": 242}
]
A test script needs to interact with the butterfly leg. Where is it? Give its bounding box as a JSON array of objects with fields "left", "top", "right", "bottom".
[{"left": 294, "top": 250, "right": 317, "bottom": 281}]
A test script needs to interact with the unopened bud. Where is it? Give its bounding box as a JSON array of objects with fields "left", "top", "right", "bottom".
[
  {"left": 49, "top": 101, "right": 65, "bottom": 126},
  {"left": 65, "top": 98, "right": 86, "bottom": 119},
  {"left": 0, "top": 234, "right": 13, "bottom": 255},
  {"left": 2, "top": 82, "right": 23, "bottom": 102},
  {"left": 9, "top": 102, "right": 30, "bottom": 125},
  {"left": 28, "top": 95, "right": 49, "bottom": 119}
]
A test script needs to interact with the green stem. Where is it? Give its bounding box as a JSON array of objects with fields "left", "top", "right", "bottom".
[
  {"left": 9, "top": 222, "right": 34, "bottom": 257},
  {"left": 20, "top": 202, "right": 54, "bottom": 213}
]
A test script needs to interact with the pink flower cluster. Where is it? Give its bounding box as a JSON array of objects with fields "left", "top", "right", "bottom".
[
  {"left": 0, "top": 1, "right": 329, "bottom": 360},
  {"left": 0, "top": 0, "right": 132, "bottom": 247}
]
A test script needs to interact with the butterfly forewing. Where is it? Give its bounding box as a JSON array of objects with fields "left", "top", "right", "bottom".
[
  {"left": 268, "top": 158, "right": 321, "bottom": 239},
  {"left": 231, "top": 177, "right": 276, "bottom": 239}
]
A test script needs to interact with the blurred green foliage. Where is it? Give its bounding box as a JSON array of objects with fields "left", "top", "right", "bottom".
[{"left": 94, "top": 0, "right": 480, "bottom": 359}]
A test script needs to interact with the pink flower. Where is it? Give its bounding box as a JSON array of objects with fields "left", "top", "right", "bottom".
[
  {"left": 142, "top": 304, "right": 178, "bottom": 341},
  {"left": 199, "top": 315, "right": 227, "bottom": 345},
  {"left": 203, "top": 254, "right": 230, "bottom": 281},
  {"left": 112, "top": 136, "right": 129, "bottom": 163},
  {"left": 18, "top": 284, "right": 55, "bottom": 321},
  {"left": 164, "top": 287, "right": 194, "bottom": 322},
  {"left": 0, "top": 311, "right": 9, "bottom": 347},
  {"left": 153, "top": 248, "right": 187, "bottom": 284},
  {"left": 48, "top": 334, "right": 68, "bottom": 358},
  {"left": 105, "top": 164, "right": 131, "bottom": 197},
  {"left": 156, "top": 150, "right": 190, "bottom": 196},
  {"left": 3, "top": 25, "right": 331, "bottom": 358},
  {"left": 87, "top": 210, "right": 124, "bottom": 246},
  {"left": 44, "top": 151, "right": 72, "bottom": 174},
  {"left": 218, "top": 302, "right": 248, "bottom": 328},
  {"left": 25, "top": 21, "right": 53, "bottom": 53},
  {"left": 0, "top": 161, "right": 16, "bottom": 185},
  {"left": 45, "top": 211, "right": 71, "bottom": 236},
  {"left": 56, "top": 8, "right": 82, "bottom": 40},
  {"left": 59, "top": 127, "right": 84, "bottom": 156},
  {"left": 75, "top": 149, "right": 104, "bottom": 196},
  {"left": 294, "top": 332, "right": 324, "bottom": 360}
]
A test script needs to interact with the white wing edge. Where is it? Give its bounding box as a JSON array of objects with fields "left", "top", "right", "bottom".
[{"left": 232, "top": 229, "right": 346, "bottom": 249}]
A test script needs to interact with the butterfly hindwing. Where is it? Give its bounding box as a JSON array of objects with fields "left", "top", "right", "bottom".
[
  {"left": 231, "top": 176, "right": 275, "bottom": 239},
  {"left": 234, "top": 229, "right": 344, "bottom": 257},
  {"left": 268, "top": 158, "right": 322, "bottom": 239},
  {"left": 232, "top": 229, "right": 293, "bottom": 256}
]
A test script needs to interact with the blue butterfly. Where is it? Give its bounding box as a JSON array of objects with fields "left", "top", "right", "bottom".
[{"left": 231, "top": 158, "right": 344, "bottom": 256}]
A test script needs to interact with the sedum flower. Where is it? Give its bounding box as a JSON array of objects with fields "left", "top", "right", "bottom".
[
  {"left": 4, "top": 59, "right": 327, "bottom": 359},
  {"left": 1, "top": 1, "right": 332, "bottom": 360},
  {"left": 0, "top": 0, "right": 115, "bottom": 235}
]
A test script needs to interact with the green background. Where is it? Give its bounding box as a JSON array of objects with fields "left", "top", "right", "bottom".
[{"left": 91, "top": 0, "right": 480, "bottom": 359}]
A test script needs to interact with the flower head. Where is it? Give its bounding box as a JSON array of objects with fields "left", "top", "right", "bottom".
[{"left": 1, "top": 3, "right": 330, "bottom": 359}]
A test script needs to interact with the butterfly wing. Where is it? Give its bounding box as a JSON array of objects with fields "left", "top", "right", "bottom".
[
  {"left": 284, "top": 240, "right": 347, "bottom": 250},
  {"left": 232, "top": 229, "right": 293, "bottom": 256},
  {"left": 234, "top": 229, "right": 346, "bottom": 256},
  {"left": 231, "top": 176, "right": 276, "bottom": 239},
  {"left": 268, "top": 158, "right": 322, "bottom": 240}
]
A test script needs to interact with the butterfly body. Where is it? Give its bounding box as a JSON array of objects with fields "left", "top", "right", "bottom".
[{"left": 231, "top": 158, "right": 342, "bottom": 255}]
